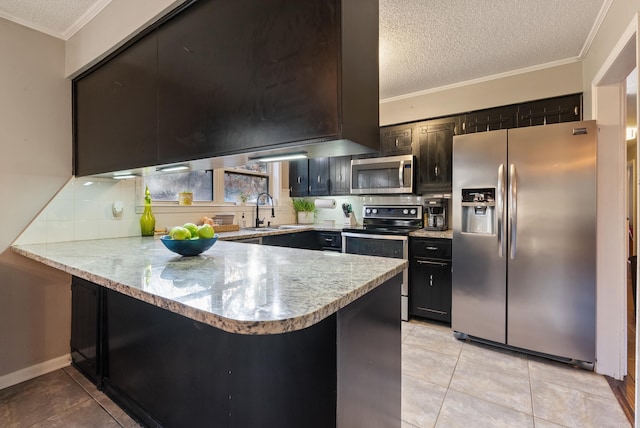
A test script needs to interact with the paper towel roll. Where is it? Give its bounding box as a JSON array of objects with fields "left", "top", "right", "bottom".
[{"left": 314, "top": 198, "right": 337, "bottom": 209}]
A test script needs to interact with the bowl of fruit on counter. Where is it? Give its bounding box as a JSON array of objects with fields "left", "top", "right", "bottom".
[{"left": 160, "top": 222, "right": 218, "bottom": 256}]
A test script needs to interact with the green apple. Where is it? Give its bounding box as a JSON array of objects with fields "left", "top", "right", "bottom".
[
  {"left": 183, "top": 223, "right": 199, "bottom": 238},
  {"left": 197, "top": 224, "right": 215, "bottom": 239},
  {"left": 170, "top": 226, "right": 191, "bottom": 240}
]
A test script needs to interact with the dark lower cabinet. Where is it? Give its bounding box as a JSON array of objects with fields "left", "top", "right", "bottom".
[
  {"left": 70, "top": 276, "right": 103, "bottom": 384},
  {"left": 79, "top": 274, "right": 401, "bottom": 428},
  {"left": 262, "top": 230, "right": 321, "bottom": 250},
  {"left": 409, "top": 238, "right": 451, "bottom": 323}
]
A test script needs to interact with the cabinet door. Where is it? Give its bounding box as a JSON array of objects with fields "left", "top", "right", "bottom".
[
  {"left": 289, "top": 159, "right": 309, "bottom": 197},
  {"left": 415, "top": 119, "right": 454, "bottom": 193},
  {"left": 329, "top": 156, "right": 351, "bottom": 195},
  {"left": 517, "top": 94, "right": 582, "bottom": 128},
  {"left": 71, "top": 277, "right": 102, "bottom": 384},
  {"left": 380, "top": 124, "right": 413, "bottom": 155},
  {"left": 309, "top": 157, "right": 330, "bottom": 196},
  {"left": 409, "top": 258, "right": 451, "bottom": 322},
  {"left": 157, "top": 0, "right": 339, "bottom": 162},
  {"left": 461, "top": 107, "right": 515, "bottom": 134},
  {"left": 74, "top": 31, "right": 158, "bottom": 176}
]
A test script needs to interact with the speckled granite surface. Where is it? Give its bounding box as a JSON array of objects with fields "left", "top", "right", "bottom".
[
  {"left": 11, "top": 237, "right": 405, "bottom": 335},
  {"left": 409, "top": 229, "right": 453, "bottom": 239}
]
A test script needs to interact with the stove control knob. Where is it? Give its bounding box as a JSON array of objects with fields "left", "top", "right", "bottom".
[
  {"left": 372, "top": 209, "right": 378, "bottom": 214},
  {"left": 410, "top": 209, "right": 417, "bottom": 215},
  {"left": 365, "top": 208, "right": 371, "bottom": 214},
  {"left": 403, "top": 209, "right": 409, "bottom": 214}
]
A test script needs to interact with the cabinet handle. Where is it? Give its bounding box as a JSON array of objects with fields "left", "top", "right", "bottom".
[
  {"left": 395, "top": 138, "right": 399, "bottom": 147},
  {"left": 297, "top": 176, "right": 301, "bottom": 184},
  {"left": 416, "top": 260, "right": 448, "bottom": 266},
  {"left": 417, "top": 307, "right": 448, "bottom": 315},
  {"left": 434, "top": 165, "right": 439, "bottom": 177},
  {"left": 317, "top": 175, "right": 321, "bottom": 184},
  {"left": 425, "top": 246, "right": 438, "bottom": 251},
  {"left": 114, "top": 81, "right": 123, "bottom": 87},
  {"left": 429, "top": 274, "right": 433, "bottom": 286}
]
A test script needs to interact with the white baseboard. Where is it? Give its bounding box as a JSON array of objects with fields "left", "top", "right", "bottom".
[{"left": 0, "top": 354, "right": 71, "bottom": 390}]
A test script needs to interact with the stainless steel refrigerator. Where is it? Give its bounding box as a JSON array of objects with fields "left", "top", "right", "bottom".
[{"left": 452, "top": 120, "right": 596, "bottom": 365}]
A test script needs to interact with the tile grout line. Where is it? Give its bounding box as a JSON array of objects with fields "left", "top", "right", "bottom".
[{"left": 62, "top": 369, "right": 128, "bottom": 428}]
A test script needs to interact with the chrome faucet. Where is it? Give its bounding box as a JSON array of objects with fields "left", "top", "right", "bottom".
[{"left": 255, "top": 192, "right": 275, "bottom": 228}]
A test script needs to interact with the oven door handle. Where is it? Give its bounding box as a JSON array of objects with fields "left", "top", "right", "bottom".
[{"left": 341, "top": 232, "right": 409, "bottom": 241}]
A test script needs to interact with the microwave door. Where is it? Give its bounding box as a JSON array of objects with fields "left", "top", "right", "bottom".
[{"left": 351, "top": 155, "right": 414, "bottom": 194}]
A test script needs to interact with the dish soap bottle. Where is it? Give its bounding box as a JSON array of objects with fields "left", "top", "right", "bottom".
[{"left": 140, "top": 185, "right": 156, "bottom": 236}]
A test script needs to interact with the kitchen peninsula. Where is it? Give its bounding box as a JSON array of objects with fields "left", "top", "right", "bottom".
[{"left": 12, "top": 237, "right": 405, "bottom": 428}]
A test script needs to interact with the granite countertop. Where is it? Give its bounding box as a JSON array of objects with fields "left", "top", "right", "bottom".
[
  {"left": 409, "top": 229, "right": 453, "bottom": 239},
  {"left": 11, "top": 237, "right": 405, "bottom": 335}
]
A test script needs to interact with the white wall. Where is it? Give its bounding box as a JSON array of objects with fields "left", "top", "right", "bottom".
[
  {"left": 0, "top": 18, "right": 72, "bottom": 381},
  {"left": 65, "top": 0, "right": 186, "bottom": 77}
]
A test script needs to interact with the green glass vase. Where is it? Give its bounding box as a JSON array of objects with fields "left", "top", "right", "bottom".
[{"left": 140, "top": 186, "right": 156, "bottom": 236}]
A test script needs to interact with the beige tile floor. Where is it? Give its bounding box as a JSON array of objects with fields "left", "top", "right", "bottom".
[
  {"left": 0, "top": 319, "right": 631, "bottom": 427},
  {"left": 402, "top": 319, "right": 631, "bottom": 428}
]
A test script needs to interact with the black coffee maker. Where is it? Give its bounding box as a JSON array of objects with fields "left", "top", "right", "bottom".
[{"left": 424, "top": 198, "right": 448, "bottom": 231}]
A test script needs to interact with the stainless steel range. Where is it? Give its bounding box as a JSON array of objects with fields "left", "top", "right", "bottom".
[{"left": 342, "top": 205, "right": 423, "bottom": 321}]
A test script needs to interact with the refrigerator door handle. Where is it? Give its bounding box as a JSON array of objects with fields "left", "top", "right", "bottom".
[
  {"left": 497, "top": 164, "right": 505, "bottom": 258},
  {"left": 509, "top": 164, "right": 518, "bottom": 259}
]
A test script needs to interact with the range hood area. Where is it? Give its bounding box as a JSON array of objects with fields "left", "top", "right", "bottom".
[{"left": 74, "top": 0, "right": 379, "bottom": 178}]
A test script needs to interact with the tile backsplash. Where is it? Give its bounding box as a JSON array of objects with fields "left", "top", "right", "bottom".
[{"left": 15, "top": 177, "right": 139, "bottom": 245}]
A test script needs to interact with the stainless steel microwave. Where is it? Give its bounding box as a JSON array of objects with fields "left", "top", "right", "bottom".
[{"left": 350, "top": 155, "right": 414, "bottom": 194}]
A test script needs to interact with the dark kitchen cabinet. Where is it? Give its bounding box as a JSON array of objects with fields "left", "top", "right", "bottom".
[
  {"left": 409, "top": 238, "right": 451, "bottom": 323},
  {"left": 74, "top": 31, "right": 158, "bottom": 176},
  {"left": 289, "top": 159, "right": 309, "bottom": 197},
  {"left": 329, "top": 155, "right": 351, "bottom": 195},
  {"left": 74, "top": 0, "right": 379, "bottom": 176},
  {"left": 516, "top": 93, "right": 582, "bottom": 128},
  {"left": 380, "top": 124, "right": 413, "bottom": 155},
  {"left": 414, "top": 118, "right": 456, "bottom": 193},
  {"left": 461, "top": 106, "right": 515, "bottom": 134},
  {"left": 289, "top": 156, "right": 350, "bottom": 196},
  {"left": 262, "top": 231, "right": 322, "bottom": 250},
  {"left": 309, "top": 158, "right": 330, "bottom": 196},
  {"left": 70, "top": 276, "right": 103, "bottom": 385},
  {"left": 157, "top": 0, "right": 340, "bottom": 162}
]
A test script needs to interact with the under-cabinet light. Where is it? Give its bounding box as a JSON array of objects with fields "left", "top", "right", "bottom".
[
  {"left": 252, "top": 153, "right": 308, "bottom": 163},
  {"left": 113, "top": 174, "right": 136, "bottom": 179},
  {"left": 157, "top": 165, "right": 190, "bottom": 173}
]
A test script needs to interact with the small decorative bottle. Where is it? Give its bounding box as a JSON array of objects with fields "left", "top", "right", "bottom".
[{"left": 140, "top": 186, "right": 156, "bottom": 236}]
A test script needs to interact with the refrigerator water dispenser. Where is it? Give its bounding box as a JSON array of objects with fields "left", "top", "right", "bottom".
[{"left": 461, "top": 188, "right": 495, "bottom": 235}]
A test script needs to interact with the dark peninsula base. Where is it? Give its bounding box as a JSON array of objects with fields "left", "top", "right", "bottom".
[{"left": 73, "top": 274, "right": 402, "bottom": 428}]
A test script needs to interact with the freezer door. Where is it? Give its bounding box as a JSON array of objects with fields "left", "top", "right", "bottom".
[
  {"left": 452, "top": 130, "right": 507, "bottom": 343},
  {"left": 507, "top": 121, "right": 596, "bottom": 362}
]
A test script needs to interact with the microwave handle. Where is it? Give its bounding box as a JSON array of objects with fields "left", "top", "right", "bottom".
[{"left": 399, "top": 160, "right": 405, "bottom": 188}]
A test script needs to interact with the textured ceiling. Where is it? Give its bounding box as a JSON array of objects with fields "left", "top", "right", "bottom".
[
  {"left": 379, "top": 0, "right": 607, "bottom": 99},
  {"left": 0, "top": 0, "right": 609, "bottom": 100},
  {"left": 0, "top": 0, "right": 109, "bottom": 39}
]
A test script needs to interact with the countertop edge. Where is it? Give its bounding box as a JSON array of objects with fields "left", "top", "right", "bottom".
[{"left": 11, "top": 243, "right": 407, "bottom": 335}]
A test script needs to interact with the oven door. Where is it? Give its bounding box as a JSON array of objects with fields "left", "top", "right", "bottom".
[{"left": 341, "top": 232, "right": 409, "bottom": 321}]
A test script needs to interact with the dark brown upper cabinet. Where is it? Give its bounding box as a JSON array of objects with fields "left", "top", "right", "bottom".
[
  {"left": 74, "top": 31, "right": 159, "bottom": 177},
  {"left": 380, "top": 124, "right": 413, "bottom": 156},
  {"left": 414, "top": 118, "right": 456, "bottom": 193},
  {"left": 73, "top": 0, "right": 379, "bottom": 176},
  {"left": 516, "top": 93, "right": 582, "bottom": 128},
  {"left": 460, "top": 106, "right": 515, "bottom": 134}
]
